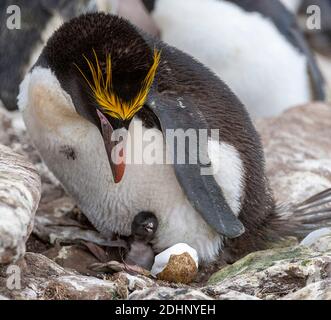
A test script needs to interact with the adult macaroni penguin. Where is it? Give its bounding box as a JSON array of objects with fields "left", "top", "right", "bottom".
[{"left": 18, "top": 13, "right": 331, "bottom": 263}]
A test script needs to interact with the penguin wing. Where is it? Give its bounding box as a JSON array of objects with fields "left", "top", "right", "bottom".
[
  {"left": 147, "top": 93, "right": 245, "bottom": 239},
  {"left": 228, "top": 0, "right": 326, "bottom": 100}
]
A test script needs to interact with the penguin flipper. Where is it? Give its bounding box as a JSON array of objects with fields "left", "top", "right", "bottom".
[{"left": 147, "top": 93, "right": 245, "bottom": 239}]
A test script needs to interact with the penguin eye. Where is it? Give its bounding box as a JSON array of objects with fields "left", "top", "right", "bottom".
[{"left": 74, "top": 48, "right": 161, "bottom": 121}]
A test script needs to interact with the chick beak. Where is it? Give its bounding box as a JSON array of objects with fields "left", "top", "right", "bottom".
[
  {"left": 97, "top": 110, "right": 126, "bottom": 183},
  {"left": 145, "top": 222, "right": 154, "bottom": 233}
]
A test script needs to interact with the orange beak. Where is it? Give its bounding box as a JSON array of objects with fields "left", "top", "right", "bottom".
[{"left": 97, "top": 110, "right": 126, "bottom": 183}]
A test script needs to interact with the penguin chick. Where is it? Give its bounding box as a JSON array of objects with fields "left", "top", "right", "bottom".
[
  {"left": 93, "top": 212, "right": 158, "bottom": 271},
  {"left": 125, "top": 211, "right": 158, "bottom": 270}
]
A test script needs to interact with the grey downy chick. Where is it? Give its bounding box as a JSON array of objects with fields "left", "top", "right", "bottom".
[
  {"left": 125, "top": 211, "right": 159, "bottom": 270},
  {"left": 91, "top": 211, "right": 159, "bottom": 272}
]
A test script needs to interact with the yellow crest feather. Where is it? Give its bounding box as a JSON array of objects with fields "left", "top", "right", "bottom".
[{"left": 75, "top": 49, "right": 161, "bottom": 120}]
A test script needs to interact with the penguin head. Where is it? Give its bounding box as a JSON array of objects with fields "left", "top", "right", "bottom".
[
  {"left": 73, "top": 45, "right": 160, "bottom": 183},
  {"left": 131, "top": 211, "right": 159, "bottom": 242},
  {"left": 41, "top": 13, "right": 161, "bottom": 183}
]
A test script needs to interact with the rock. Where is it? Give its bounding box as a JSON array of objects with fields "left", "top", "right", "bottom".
[
  {"left": 0, "top": 253, "right": 118, "bottom": 300},
  {"left": 109, "top": 272, "right": 156, "bottom": 299},
  {"left": 0, "top": 106, "right": 12, "bottom": 145},
  {"left": 129, "top": 287, "right": 213, "bottom": 300},
  {"left": 208, "top": 245, "right": 331, "bottom": 300},
  {"left": 282, "top": 280, "right": 331, "bottom": 300},
  {"left": 151, "top": 243, "right": 199, "bottom": 284},
  {"left": 256, "top": 103, "right": 331, "bottom": 204},
  {"left": 26, "top": 234, "right": 51, "bottom": 254},
  {"left": 0, "top": 107, "right": 32, "bottom": 156},
  {"left": 202, "top": 287, "right": 260, "bottom": 300},
  {"left": 0, "top": 144, "right": 41, "bottom": 264},
  {"left": 114, "top": 272, "right": 156, "bottom": 292},
  {"left": 43, "top": 245, "right": 100, "bottom": 276}
]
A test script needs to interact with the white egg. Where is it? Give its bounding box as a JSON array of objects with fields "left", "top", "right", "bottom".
[{"left": 151, "top": 243, "right": 199, "bottom": 277}]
